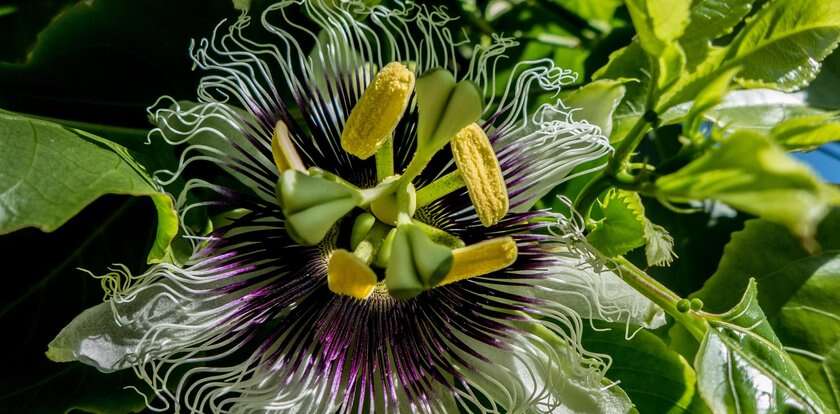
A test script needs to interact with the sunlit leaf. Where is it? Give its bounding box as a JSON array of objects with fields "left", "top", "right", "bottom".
[
  {"left": 655, "top": 130, "right": 840, "bottom": 242},
  {"left": 695, "top": 280, "right": 828, "bottom": 413},
  {"left": 724, "top": 0, "right": 840, "bottom": 91}
]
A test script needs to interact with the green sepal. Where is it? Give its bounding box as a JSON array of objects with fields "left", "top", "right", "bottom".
[
  {"left": 350, "top": 212, "right": 377, "bottom": 250},
  {"left": 385, "top": 223, "right": 453, "bottom": 299},
  {"left": 277, "top": 170, "right": 358, "bottom": 245},
  {"left": 415, "top": 68, "right": 483, "bottom": 153}
]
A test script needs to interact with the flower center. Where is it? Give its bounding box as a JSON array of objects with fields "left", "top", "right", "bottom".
[{"left": 272, "top": 63, "right": 517, "bottom": 300}]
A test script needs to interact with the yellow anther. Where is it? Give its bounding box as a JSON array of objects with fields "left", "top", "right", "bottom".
[
  {"left": 439, "top": 236, "right": 517, "bottom": 286},
  {"left": 341, "top": 62, "right": 415, "bottom": 159},
  {"left": 450, "top": 123, "right": 509, "bottom": 227},
  {"left": 327, "top": 249, "right": 378, "bottom": 300},
  {"left": 271, "top": 120, "right": 305, "bottom": 172}
]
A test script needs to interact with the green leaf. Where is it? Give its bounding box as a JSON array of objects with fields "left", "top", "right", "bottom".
[
  {"left": 625, "top": 0, "right": 691, "bottom": 56},
  {"left": 803, "top": 47, "right": 840, "bottom": 110},
  {"left": 695, "top": 280, "right": 828, "bottom": 413},
  {"left": 723, "top": 0, "right": 840, "bottom": 91},
  {"left": 655, "top": 130, "right": 840, "bottom": 241},
  {"left": 662, "top": 89, "right": 832, "bottom": 132},
  {"left": 775, "top": 259, "right": 840, "bottom": 412},
  {"left": 232, "top": 0, "right": 249, "bottom": 11},
  {"left": 587, "top": 190, "right": 646, "bottom": 257},
  {"left": 563, "top": 79, "right": 629, "bottom": 139},
  {"left": 692, "top": 211, "right": 840, "bottom": 411},
  {"left": 624, "top": 0, "right": 690, "bottom": 88},
  {"left": 694, "top": 210, "right": 840, "bottom": 314},
  {"left": 582, "top": 323, "right": 698, "bottom": 413},
  {"left": 771, "top": 115, "right": 840, "bottom": 151},
  {"left": 683, "top": 67, "right": 740, "bottom": 138},
  {"left": 681, "top": 0, "right": 755, "bottom": 43},
  {"left": 593, "top": 42, "right": 651, "bottom": 142},
  {"left": 0, "top": 112, "right": 177, "bottom": 263}
]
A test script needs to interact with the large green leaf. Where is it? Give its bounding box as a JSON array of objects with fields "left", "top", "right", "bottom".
[
  {"left": 775, "top": 258, "right": 840, "bottom": 413},
  {"left": 693, "top": 211, "right": 840, "bottom": 411},
  {"left": 723, "top": 0, "right": 840, "bottom": 91},
  {"left": 804, "top": 47, "right": 840, "bottom": 110},
  {"left": 582, "top": 323, "right": 699, "bottom": 413},
  {"left": 694, "top": 211, "right": 840, "bottom": 313},
  {"left": 660, "top": 89, "right": 831, "bottom": 132},
  {"left": 695, "top": 280, "right": 828, "bottom": 413},
  {"left": 0, "top": 112, "right": 177, "bottom": 262},
  {"left": 655, "top": 130, "right": 840, "bottom": 242}
]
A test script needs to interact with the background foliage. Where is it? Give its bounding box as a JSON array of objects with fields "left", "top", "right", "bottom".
[{"left": 1, "top": 0, "right": 839, "bottom": 412}]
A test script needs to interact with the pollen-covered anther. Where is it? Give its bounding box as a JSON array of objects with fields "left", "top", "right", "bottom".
[
  {"left": 341, "top": 62, "right": 415, "bottom": 159},
  {"left": 327, "top": 249, "right": 377, "bottom": 300},
  {"left": 439, "top": 236, "right": 518, "bottom": 286},
  {"left": 450, "top": 123, "right": 509, "bottom": 227},
  {"left": 271, "top": 120, "right": 305, "bottom": 172}
]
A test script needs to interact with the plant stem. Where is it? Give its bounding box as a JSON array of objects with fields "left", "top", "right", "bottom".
[
  {"left": 574, "top": 116, "right": 651, "bottom": 216},
  {"left": 608, "top": 116, "right": 651, "bottom": 175},
  {"left": 613, "top": 256, "right": 707, "bottom": 340}
]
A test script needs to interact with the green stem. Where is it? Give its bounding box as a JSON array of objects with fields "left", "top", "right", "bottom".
[
  {"left": 574, "top": 116, "right": 651, "bottom": 216},
  {"left": 608, "top": 116, "right": 651, "bottom": 175},
  {"left": 613, "top": 256, "right": 707, "bottom": 340},
  {"left": 415, "top": 170, "right": 465, "bottom": 207}
]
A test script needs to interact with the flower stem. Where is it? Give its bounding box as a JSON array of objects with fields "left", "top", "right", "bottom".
[
  {"left": 415, "top": 170, "right": 465, "bottom": 207},
  {"left": 613, "top": 256, "right": 707, "bottom": 340}
]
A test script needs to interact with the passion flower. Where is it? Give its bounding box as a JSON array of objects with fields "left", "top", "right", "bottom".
[{"left": 47, "top": 1, "right": 662, "bottom": 412}]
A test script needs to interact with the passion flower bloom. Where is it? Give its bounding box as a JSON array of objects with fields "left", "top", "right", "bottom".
[{"left": 48, "top": 2, "right": 662, "bottom": 413}]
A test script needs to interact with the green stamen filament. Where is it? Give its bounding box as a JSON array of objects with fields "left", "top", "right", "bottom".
[
  {"left": 415, "top": 170, "right": 466, "bottom": 208},
  {"left": 375, "top": 136, "right": 394, "bottom": 182}
]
